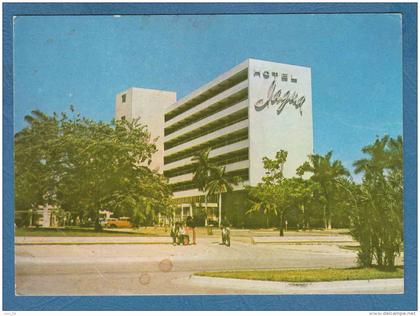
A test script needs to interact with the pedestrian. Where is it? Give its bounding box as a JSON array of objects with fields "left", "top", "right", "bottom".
[
  {"left": 220, "top": 217, "right": 231, "bottom": 247},
  {"left": 178, "top": 223, "right": 189, "bottom": 245},
  {"left": 170, "top": 221, "right": 179, "bottom": 246},
  {"left": 186, "top": 216, "right": 197, "bottom": 245}
]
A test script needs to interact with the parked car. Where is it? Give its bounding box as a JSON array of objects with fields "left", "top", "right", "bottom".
[{"left": 105, "top": 217, "right": 132, "bottom": 229}]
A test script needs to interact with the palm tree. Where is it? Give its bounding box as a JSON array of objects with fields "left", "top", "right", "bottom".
[
  {"left": 206, "top": 166, "right": 239, "bottom": 227},
  {"left": 191, "top": 148, "right": 216, "bottom": 226},
  {"left": 297, "top": 151, "right": 349, "bottom": 230},
  {"left": 247, "top": 182, "right": 288, "bottom": 236},
  {"left": 351, "top": 135, "right": 403, "bottom": 269},
  {"left": 353, "top": 135, "right": 390, "bottom": 182}
]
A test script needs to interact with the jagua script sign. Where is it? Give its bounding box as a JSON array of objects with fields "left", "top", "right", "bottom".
[{"left": 253, "top": 70, "right": 306, "bottom": 116}]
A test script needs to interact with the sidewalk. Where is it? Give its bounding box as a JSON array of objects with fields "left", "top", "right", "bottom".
[
  {"left": 15, "top": 236, "right": 174, "bottom": 245},
  {"left": 15, "top": 234, "right": 356, "bottom": 245},
  {"left": 252, "top": 235, "right": 355, "bottom": 244},
  {"left": 184, "top": 275, "right": 404, "bottom": 294}
]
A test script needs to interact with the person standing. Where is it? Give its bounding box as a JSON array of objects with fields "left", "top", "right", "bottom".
[
  {"left": 170, "top": 221, "right": 179, "bottom": 246},
  {"left": 178, "top": 223, "right": 189, "bottom": 245},
  {"left": 186, "top": 216, "right": 196, "bottom": 245},
  {"left": 220, "top": 217, "right": 231, "bottom": 247}
]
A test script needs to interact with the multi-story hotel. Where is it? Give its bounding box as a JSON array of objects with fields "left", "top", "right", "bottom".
[
  {"left": 116, "top": 58, "right": 313, "bottom": 226},
  {"left": 115, "top": 87, "right": 176, "bottom": 172}
]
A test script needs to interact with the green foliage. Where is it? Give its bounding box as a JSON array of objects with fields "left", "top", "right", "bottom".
[
  {"left": 207, "top": 166, "right": 240, "bottom": 227},
  {"left": 207, "top": 166, "right": 238, "bottom": 196},
  {"left": 14, "top": 108, "right": 171, "bottom": 228},
  {"left": 246, "top": 135, "right": 402, "bottom": 260},
  {"left": 191, "top": 148, "right": 217, "bottom": 225},
  {"left": 195, "top": 267, "right": 403, "bottom": 282},
  {"left": 297, "top": 151, "right": 350, "bottom": 229},
  {"left": 192, "top": 148, "right": 239, "bottom": 226},
  {"left": 248, "top": 150, "right": 337, "bottom": 234},
  {"left": 14, "top": 110, "right": 61, "bottom": 210},
  {"left": 261, "top": 150, "right": 288, "bottom": 183},
  {"left": 247, "top": 150, "right": 292, "bottom": 236},
  {"left": 349, "top": 135, "right": 403, "bottom": 270},
  {"left": 284, "top": 177, "right": 320, "bottom": 230},
  {"left": 191, "top": 148, "right": 215, "bottom": 192}
]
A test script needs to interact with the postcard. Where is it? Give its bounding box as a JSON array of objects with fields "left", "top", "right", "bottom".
[{"left": 4, "top": 2, "right": 417, "bottom": 312}]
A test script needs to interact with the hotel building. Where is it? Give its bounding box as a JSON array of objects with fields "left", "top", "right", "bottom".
[
  {"left": 116, "top": 58, "right": 313, "bottom": 225},
  {"left": 115, "top": 87, "right": 176, "bottom": 172}
]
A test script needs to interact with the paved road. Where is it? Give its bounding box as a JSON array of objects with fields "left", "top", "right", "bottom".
[{"left": 15, "top": 237, "right": 402, "bottom": 295}]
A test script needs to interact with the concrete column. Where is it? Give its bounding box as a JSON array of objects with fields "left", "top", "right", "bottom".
[{"left": 43, "top": 205, "right": 50, "bottom": 228}]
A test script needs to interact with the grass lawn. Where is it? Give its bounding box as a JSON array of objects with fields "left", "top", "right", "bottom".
[
  {"left": 339, "top": 245, "right": 360, "bottom": 251},
  {"left": 15, "top": 227, "right": 162, "bottom": 237},
  {"left": 195, "top": 267, "right": 403, "bottom": 283},
  {"left": 15, "top": 226, "right": 223, "bottom": 237}
]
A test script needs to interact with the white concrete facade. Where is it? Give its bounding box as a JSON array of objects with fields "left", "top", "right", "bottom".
[
  {"left": 115, "top": 59, "right": 312, "bottom": 201},
  {"left": 115, "top": 87, "right": 176, "bottom": 173},
  {"left": 163, "top": 58, "right": 313, "bottom": 199},
  {"left": 248, "top": 59, "right": 313, "bottom": 182}
]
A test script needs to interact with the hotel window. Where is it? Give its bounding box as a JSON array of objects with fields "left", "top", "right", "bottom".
[
  {"left": 121, "top": 94, "right": 126, "bottom": 103},
  {"left": 291, "top": 77, "right": 298, "bottom": 83},
  {"left": 281, "top": 74, "right": 288, "bottom": 82}
]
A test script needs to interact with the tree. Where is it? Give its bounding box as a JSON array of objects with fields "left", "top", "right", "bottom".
[
  {"left": 248, "top": 181, "right": 292, "bottom": 236},
  {"left": 350, "top": 135, "right": 403, "bottom": 270},
  {"left": 286, "top": 177, "right": 319, "bottom": 230},
  {"left": 247, "top": 150, "right": 291, "bottom": 236},
  {"left": 14, "top": 110, "right": 61, "bottom": 212},
  {"left": 15, "top": 108, "right": 171, "bottom": 230},
  {"left": 191, "top": 148, "right": 217, "bottom": 226},
  {"left": 206, "top": 166, "right": 239, "bottom": 227},
  {"left": 109, "top": 170, "right": 172, "bottom": 227},
  {"left": 353, "top": 136, "right": 390, "bottom": 182},
  {"left": 297, "top": 151, "right": 349, "bottom": 230}
]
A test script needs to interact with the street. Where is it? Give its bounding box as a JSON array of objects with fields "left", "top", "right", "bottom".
[{"left": 15, "top": 234, "right": 403, "bottom": 295}]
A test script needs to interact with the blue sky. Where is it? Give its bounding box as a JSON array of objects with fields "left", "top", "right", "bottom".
[{"left": 14, "top": 14, "right": 402, "bottom": 179}]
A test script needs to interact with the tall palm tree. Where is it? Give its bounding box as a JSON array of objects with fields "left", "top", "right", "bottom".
[
  {"left": 297, "top": 151, "right": 349, "bottom": 230},
  {"left": 386, "top": 135, "right": 403, "bottom": 171},
  {"left": 353, "top": 135, "right": 390, "bottom": 182},
  {"left": 352, "top": 135, "right": 403, "bottom": 269},
  {"left": 191, "top": 148, "right": 216, "bottom": 226},
  {"left": 206, "top": 166, "right": 239, "bottom": 227}
]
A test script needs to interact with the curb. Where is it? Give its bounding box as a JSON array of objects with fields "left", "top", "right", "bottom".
[
  {"left": 15, "top": 241, "right": 173, "bottom": 246},
  {"left": 251, "top": 240, "right": 356, "bottom": 245},
  {"left": 187, "top": 275, "right": 404, "bottom": 294}
]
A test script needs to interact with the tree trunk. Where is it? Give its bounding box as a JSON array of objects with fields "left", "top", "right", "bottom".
[
  {"left": 327, "top": 214, "right": 332, "bottom": 230},
  {"left": 376, "top": 248, "right": 383, "bottom": 267},
  {"left": 279, "top": 212, "right": 284, "bottom": 237},
  {"left": 29, "top": 210, "right": 33, "bottom": 227},
  {"left": 204, "top": 193, "right": 208, "bottom": 227},
  {"left": 301, "top": 205, "right": 305, "bottom": 231},
  {"left": 304, "top": 206, "right": 310, "bottom": 230},
  {"left": 384, "top": 249, "right": 396, "bottom": 271},
  {"left": 218, "top": 193, "right": 222, "bottom": 228},
  {"left": 94, "top": 213, "right": 102, "bottom": 231},
  {"left": 322, "top": 186, "right": 332, "bottom": 230},
  {"left": 323, "top": 205, "right": 327, "bottom": 230},
  {"left": 373, "top": 236, "right": 383, "bottom": 267}
]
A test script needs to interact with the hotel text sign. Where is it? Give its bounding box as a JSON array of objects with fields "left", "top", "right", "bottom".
[{"left": 253, "top": 70, "right": 306, "bottom": 116}]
